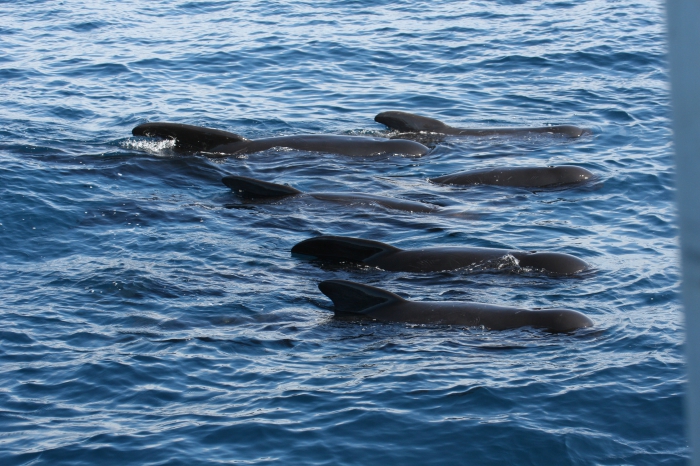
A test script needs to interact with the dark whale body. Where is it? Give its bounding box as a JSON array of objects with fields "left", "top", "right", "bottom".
[
  {"left": 431, "top": 165, "right": 594, "bottom": 188},
  {"left": 319, "top": 280, "right": 593, "bottom": 333},
  {"left": 222, "top": 175, "right": 440, "bottom": 213},
  {"left": 292, "top": 236, "right": 588, "bottom": 275},
  {"left": 133, "top": 122, "right": 429, "bottom": 157},
  {"left": 375, "top": 111, "right": 590, "bottom": 138}
]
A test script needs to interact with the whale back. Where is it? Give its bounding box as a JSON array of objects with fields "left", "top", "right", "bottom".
[
  {"left": 319, "top": 280, "right": 404, "bottom": 314},
  {"left": 309, "top": 192, "right": 438, "bottom": 213},
  {"left": 431, "top": 166, "right": 593, "bottom": 188},
  {"left": 515, "top": 252, "right": 589, "bottom": 275},
  {"left": 222, "top": 175, "right": 302, "bottom": 198},
  {"left": 236, "top": 135, "right": 429, "bottom": 157},
  {"left": 133, "top": 122, "right": 247, "bottom": 151},
  {"left": 375, "top": 112, "right": 590, "bottom": 138},
  {"left": 292, "top": 236, "right": 399, "bottom": 263},
  {"left": 528, "top": 309, "right": 594, "bottom": 333}
]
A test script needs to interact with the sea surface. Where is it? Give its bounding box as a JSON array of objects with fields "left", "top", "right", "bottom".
[{"left": 0, "top": 0, "right": 685, "bottom": 464}]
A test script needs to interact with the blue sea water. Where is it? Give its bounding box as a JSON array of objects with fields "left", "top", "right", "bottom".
[{"left": 0, "top": 0, "right": 685, "bottom": 464}]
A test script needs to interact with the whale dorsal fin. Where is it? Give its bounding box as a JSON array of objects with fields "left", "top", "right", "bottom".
[
  {"left": 375, "top": 111, "right": 450, "bottom": 133},
  {"left": 132, "top": 122, "right": 247, "bottom": 151},
  {"left": 318, "top": 280, "right": 404, "bottom": 314},
  {"left": 222, "top": 175, "right": 302, "bottom": 198},
  {"left": 292, "top": 236, "right": 399, "bottom": 263}
]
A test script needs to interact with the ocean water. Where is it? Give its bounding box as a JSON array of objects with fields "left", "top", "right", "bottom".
[{"left": 0, "top": 0, "right": 685, "bottom": 464}]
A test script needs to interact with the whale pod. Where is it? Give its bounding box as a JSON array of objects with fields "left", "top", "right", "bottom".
[
  {"left": 375, "top": 111, "right": 590, "bottom": 138},
  {"left": 133, "top": 122, "right": 429, "bottom": 157},
  {"left": 431, "top": 165, "right": 594, "bottom": 188},
  {"left": 222, "top": 175, "right": 440, "bottom": 213},
  {"left": 292, "top": 236, "right": 588, "bottom": 275},
  {"left": 319, "top": 279, "right": 593, "bottom": 332}
]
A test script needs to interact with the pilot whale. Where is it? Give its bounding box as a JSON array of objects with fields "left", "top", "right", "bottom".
[
  {"left": 132, "top": 122, "right": 429, "bottom": 157},
  {"left": 292, "top": 236, "right": 588, "bottom": 275},
  {"left": 319, "top": 279, "right": 593, "bottom": 333},
  {"left": 222, "top": 175, "right": 441, "bottom": 213},
  {"left": 431, "top": 165, "right": 594, "bottom": 188},
  {"left": 375, "top": 111, "right": 590, "bottom": 138}
]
